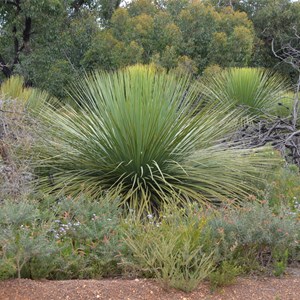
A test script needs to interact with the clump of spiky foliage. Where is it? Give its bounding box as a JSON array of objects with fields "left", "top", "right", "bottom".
[
  {"left": 35, "top": 65, "right": 278, "bottom": 212},
  {"left": 201, "top": 67, "right": 290, "bottom": 116},
  {"left": 0, "top": 75, "right": 58, "bottom": 111},
  {"left": 0, "top": 76, "right": 56, "bottom": 201}
]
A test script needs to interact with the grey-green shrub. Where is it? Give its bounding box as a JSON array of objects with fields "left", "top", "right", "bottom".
[
  {"left": 41, "top": 194, "right": 125, "bottom": 279},
  {"left": 0, "top": 200, "right": 57, "bottom": 279},
  {"left": 207, "top": 202, "right": 300, "bottom": 273},
  {"left": 0, "top": 194, "right": 126, "bottom": 280}
]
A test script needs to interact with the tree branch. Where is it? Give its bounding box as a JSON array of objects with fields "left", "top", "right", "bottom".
[
  {"left": 71, "top": 0, "right": 88, "bottom": 13},
  {"left": 19, "top": 17, "right": 32, "bottom": 53},
  {"left": 0, "top": 55, "right": 12, "bottom": 77}
]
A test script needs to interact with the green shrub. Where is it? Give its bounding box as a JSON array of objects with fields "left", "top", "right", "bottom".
[
  {"left": 0, "top": 258, "right": 16, "bottom": 280},
  {"left": 264, "top": 164, "right": 300, "bottom": 214},
  {"left": 122, "top": 203, "right": 215, "bottom": 292},
  {"left": 273, "top": 249, "right": 289, "bottom": 277},
  {"left": 274, "top": 92, "right": 295, "bottom": 118},
  {"left": 209, "top": 261, "right": 242, "bottom": 290},
  {"left": 35, "top": 65, "right": 278, "bottom": 213}
]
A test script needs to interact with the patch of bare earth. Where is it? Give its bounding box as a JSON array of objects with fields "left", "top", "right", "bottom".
[{"left": 0, "top": 269, "right": 299, "bottom": 300}]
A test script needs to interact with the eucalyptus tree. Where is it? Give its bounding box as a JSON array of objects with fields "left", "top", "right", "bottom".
[
  {"left": 207, "top": 0, "right": 300, "bottom": 80},
  {"left": 0, "top": 0, "right": 121, "bottom": 97}
]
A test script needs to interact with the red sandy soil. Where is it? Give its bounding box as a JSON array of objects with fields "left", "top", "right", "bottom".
[{"left": 0, "top": 268, "right": 300, "bottom": 300}]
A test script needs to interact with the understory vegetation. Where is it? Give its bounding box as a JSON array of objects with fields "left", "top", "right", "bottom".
[{"left": 0, "top": 196, "right": 299, "bottom": 291}]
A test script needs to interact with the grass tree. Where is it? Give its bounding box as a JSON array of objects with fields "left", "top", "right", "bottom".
[
  {"left": 35, "top": 65, "right": 278, "bottom": 213},
  {"left": 200, "top": 67, "right": 290, "bottom": 116}
]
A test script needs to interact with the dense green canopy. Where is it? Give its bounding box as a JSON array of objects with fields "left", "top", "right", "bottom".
[{"left": 0, "top": 0, "right": 299, "bottom": 99}]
